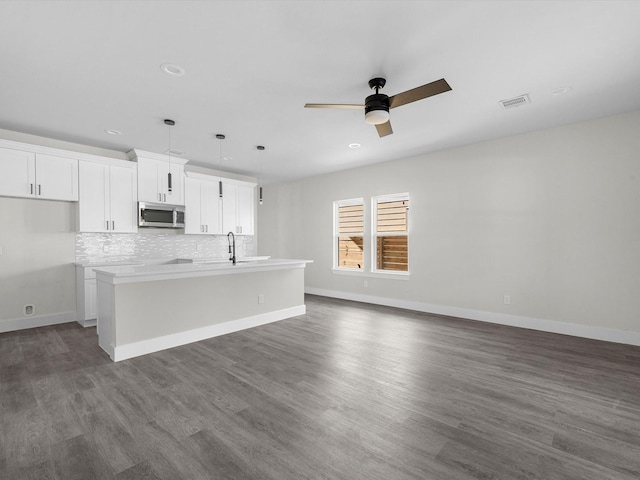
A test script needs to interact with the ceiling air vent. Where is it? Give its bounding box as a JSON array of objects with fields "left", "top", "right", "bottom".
[
  {"left": 499, "top": 94, "right": 530, "bottom": 109},
  {"left": 164, "top": 148, "right": 184, "bottom": 156}
]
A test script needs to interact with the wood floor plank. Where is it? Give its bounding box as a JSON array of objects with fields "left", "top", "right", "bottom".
[
  {"left": 0, "top": 405, "right": 52, "bottom": 470},
  {"left": 51, "top": 433, "right": 115, "bottom": 480},
  {"left": 114, "top": 460, "right": 163, "bottom": 480},
  {"left": 1, "top": 294, "right": 639, "bottom": 479}
]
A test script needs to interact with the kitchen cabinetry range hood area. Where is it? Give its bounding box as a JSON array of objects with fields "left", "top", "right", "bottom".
[{"left": 0, "top": 140, "right": 257, "bottom": 237}]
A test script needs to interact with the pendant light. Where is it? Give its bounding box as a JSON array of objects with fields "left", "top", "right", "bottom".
[
  {"left": 216, "top": 134, "right": 225, "bottom": 198},
  {"left": 164, "top": 119, "right": 175, "bottom": 192},
  {"left": 257, "top": 145, "right": 265, "bottom": 205}
]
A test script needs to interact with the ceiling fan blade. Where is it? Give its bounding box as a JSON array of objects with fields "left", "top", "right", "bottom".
[
  {"left": 389, "top": 78, "right": 452, "bottom": 109},
  {"left": 375, "top": 121, "right": 393, "bottom": 137},
  {"left": 304, "top": 103, "right": 364, "bottom": 109}
]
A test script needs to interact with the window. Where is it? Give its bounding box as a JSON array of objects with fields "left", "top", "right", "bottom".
[
  {"left": 372, "top": 193, "right": 409, "bottom": 273},
  {"left": 334, "top": 199, "right": 364, "bottom": 270}
]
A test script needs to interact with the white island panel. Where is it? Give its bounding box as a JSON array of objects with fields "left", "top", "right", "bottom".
[{"left": 96, "top": 259, "right": 310, "bottom": 361}]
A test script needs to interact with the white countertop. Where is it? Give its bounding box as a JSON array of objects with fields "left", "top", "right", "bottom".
[
  {"left": 176, "top": 256, "right": 271, "bottom": 264},
  {"left": 75, "top": 260, "right": 145, "bottom": 268},
  {"left": 94, "top": 258, "right": 313, "bottom": 284}
]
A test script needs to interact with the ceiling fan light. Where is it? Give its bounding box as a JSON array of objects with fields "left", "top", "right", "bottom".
[{"left": 365, "top": 109, "right": 390, "bottom": 125}]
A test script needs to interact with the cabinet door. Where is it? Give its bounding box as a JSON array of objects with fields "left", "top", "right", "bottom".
[
  {"left": 184, "top": 178, "right": 203, "bottom": 234},
  {"left": 137, "top": 157, "right": 185, "bottom": 205},
  {"left": 78, "top": 161, "right": 109, "bottom": 232},
  {"left": 236, "top": 184, "right": 255, "bottom": 235},
  {"left": 0, "top": 147, "right": 36, "bottom": 198},
  {"left": 86, "top": 278, "right": 97, "bottom": 319},
  {"left": 201, "top": 180, "right": 222, "bottom": 234},
  {"left": 109, "top": 164, "right": 138, "bottom": 232},
  {"left": 222, "top": 182, "right": 238, "bottom": 234},
  {"left": 137, "top": 158, "right": 161, "bottom": 203},
  {"left": 35, "top": 154, "right": 78, "bottom": 201}
]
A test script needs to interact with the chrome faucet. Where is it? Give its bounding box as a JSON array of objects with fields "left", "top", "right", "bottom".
[{"left": 227, "top": 231, "right": 236, "bottom": 265}]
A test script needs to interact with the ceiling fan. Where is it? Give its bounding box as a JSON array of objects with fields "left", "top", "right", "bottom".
[{"left": 305, "top": 77, "right": 452, "bottom": 137}]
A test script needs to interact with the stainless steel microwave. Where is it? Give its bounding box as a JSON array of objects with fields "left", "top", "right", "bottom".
[{"left": 138, "top": 202, "right": 185, "bottom": 228}]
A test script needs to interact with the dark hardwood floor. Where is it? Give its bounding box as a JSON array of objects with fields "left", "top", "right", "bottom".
[{"left": 1, "top": 294, "right": 639, "bottom": 479}]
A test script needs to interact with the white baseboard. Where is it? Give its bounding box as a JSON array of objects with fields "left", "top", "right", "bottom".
[
  {"left": 77, "top": 319, "right": 97, "bottom": 328},
  {"left": 0, "top": 311, "right": 76, "bottom": 334},
  {"left": 305, "top": 287, "right": 640, "bottom": 347},
  {"left": 111, "top": 304, "right": 306, "bottom": 362}
]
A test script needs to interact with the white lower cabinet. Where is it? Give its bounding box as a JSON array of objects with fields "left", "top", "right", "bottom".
[
  {"left": 221, "top": 179, "right": 255, "bottom": 235},
  {"left": 184, "top": 175, "right": 222, "bottom": 234},
  {"left": 78, "top": 160, "right": 137, "bottom": 232},
  {"left": 76, "top": 265, "right": 99, "bottom": 326},
  {"left": 76, "top": 263, "right": 139, "bottom": 325}
]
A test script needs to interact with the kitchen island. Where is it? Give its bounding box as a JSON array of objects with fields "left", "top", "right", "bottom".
[{"left": 94, "top": 259, "right": 312, "bottom": 361}]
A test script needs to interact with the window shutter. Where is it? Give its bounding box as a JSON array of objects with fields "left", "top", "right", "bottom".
[
  {"left": 375, "top": 198, "right": 409, "bottom": 272},
  {"left": 337, "top": 202, "right": 364, "bottom": 269}
]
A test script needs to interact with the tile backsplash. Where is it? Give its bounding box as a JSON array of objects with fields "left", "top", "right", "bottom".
[{"left": 76, "top": 232, "right": 255, "bottom": 264}]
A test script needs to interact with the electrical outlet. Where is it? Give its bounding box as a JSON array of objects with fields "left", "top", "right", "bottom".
[
  {"left": 258, "top": 294, "right": 264, "bottom": 304},
  {"left": 503, "top": 295, "right": 511, "bottom": 305},
  {"left": 24, "top": 305, "right": 34, "bottom": 316}
]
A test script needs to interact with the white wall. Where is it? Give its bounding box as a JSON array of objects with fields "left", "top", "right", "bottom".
[
  {"left": 0, "top": 130, "right": 128, "bottom": 332},
  {"left": 258, "top": 110, "right": 640, "bottom": 343},
  {"left": 0, "top": 197, "right": 77, "bottom": 329}
]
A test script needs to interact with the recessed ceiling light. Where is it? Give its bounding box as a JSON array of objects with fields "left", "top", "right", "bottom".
[
  {"left": 551, "top": 86, "right": 572, "bottom": 96},
  {"left": 104, "top": 129, "right": 122, "bottom": 135},
  {"left": 348, "top": 143, "right": 361, "bottom": 148},
  {"left": 160, "top": 63, "right": 185, "bottom": 77}
]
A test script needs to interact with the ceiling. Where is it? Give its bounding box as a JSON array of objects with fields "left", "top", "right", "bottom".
[{"left": 1, "top": 1, "right": 640, "bottom": 184}]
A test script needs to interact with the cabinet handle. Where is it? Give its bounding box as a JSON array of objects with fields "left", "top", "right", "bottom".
[
  {"left": 38, "top": 184, "right": 41, "bottom": 196},
  {"left": 30, "top": 183, "right": 33, "bottom": 195},
  {"left": 112, "top": 221, "right": 115, "bottom": 230},
  {"left": 106, "top": 220, "right": 110, "bottom": 230},
  {"left": 159, "top": 193, "right": 162, "bottom": 202},
  {"left": 205, "top": 225, "right": 208, "bottom": 233},
  {"left": 164, "top": 193, "right": 167, "bottom": 202}
]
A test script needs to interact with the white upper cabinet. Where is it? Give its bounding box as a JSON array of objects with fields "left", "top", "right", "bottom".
[
  {"left": 184, "top": 175, "right": 222, "bottom": 235},
  {"left": 0, "top": 147, "right": 35, "bottom": 198},
  {"left": 78, "top": 159, "right": 137, "bottom": 233},
  {"left": 135, "top": 155, "right": 185, "bottom": 205},
  {"left": 78, "top": 161, "right": 108, "bottom": 232},
  {"left": 35, "top": 154, "right": 79, "bottom": 201},
  {"left": 0, "top": 147, "right": 78, "bottom": 201},
  {"left": 109, "top": 164, "right": 138, "bottom": 232},
  {"left": 222, "top": 179, "right": 255, "bottom": 235}
]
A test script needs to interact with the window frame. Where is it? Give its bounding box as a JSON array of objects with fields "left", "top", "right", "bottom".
[
  {"left": 371, "top": 192, "right": 410, "bottom": 276},
  {"left": 333, "top": 197, "right": 365, "bottom": 273}
]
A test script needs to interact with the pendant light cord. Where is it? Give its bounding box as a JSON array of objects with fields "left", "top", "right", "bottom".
[{"left": 164, "top": 119, "right": 175, "bottom": 193}]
